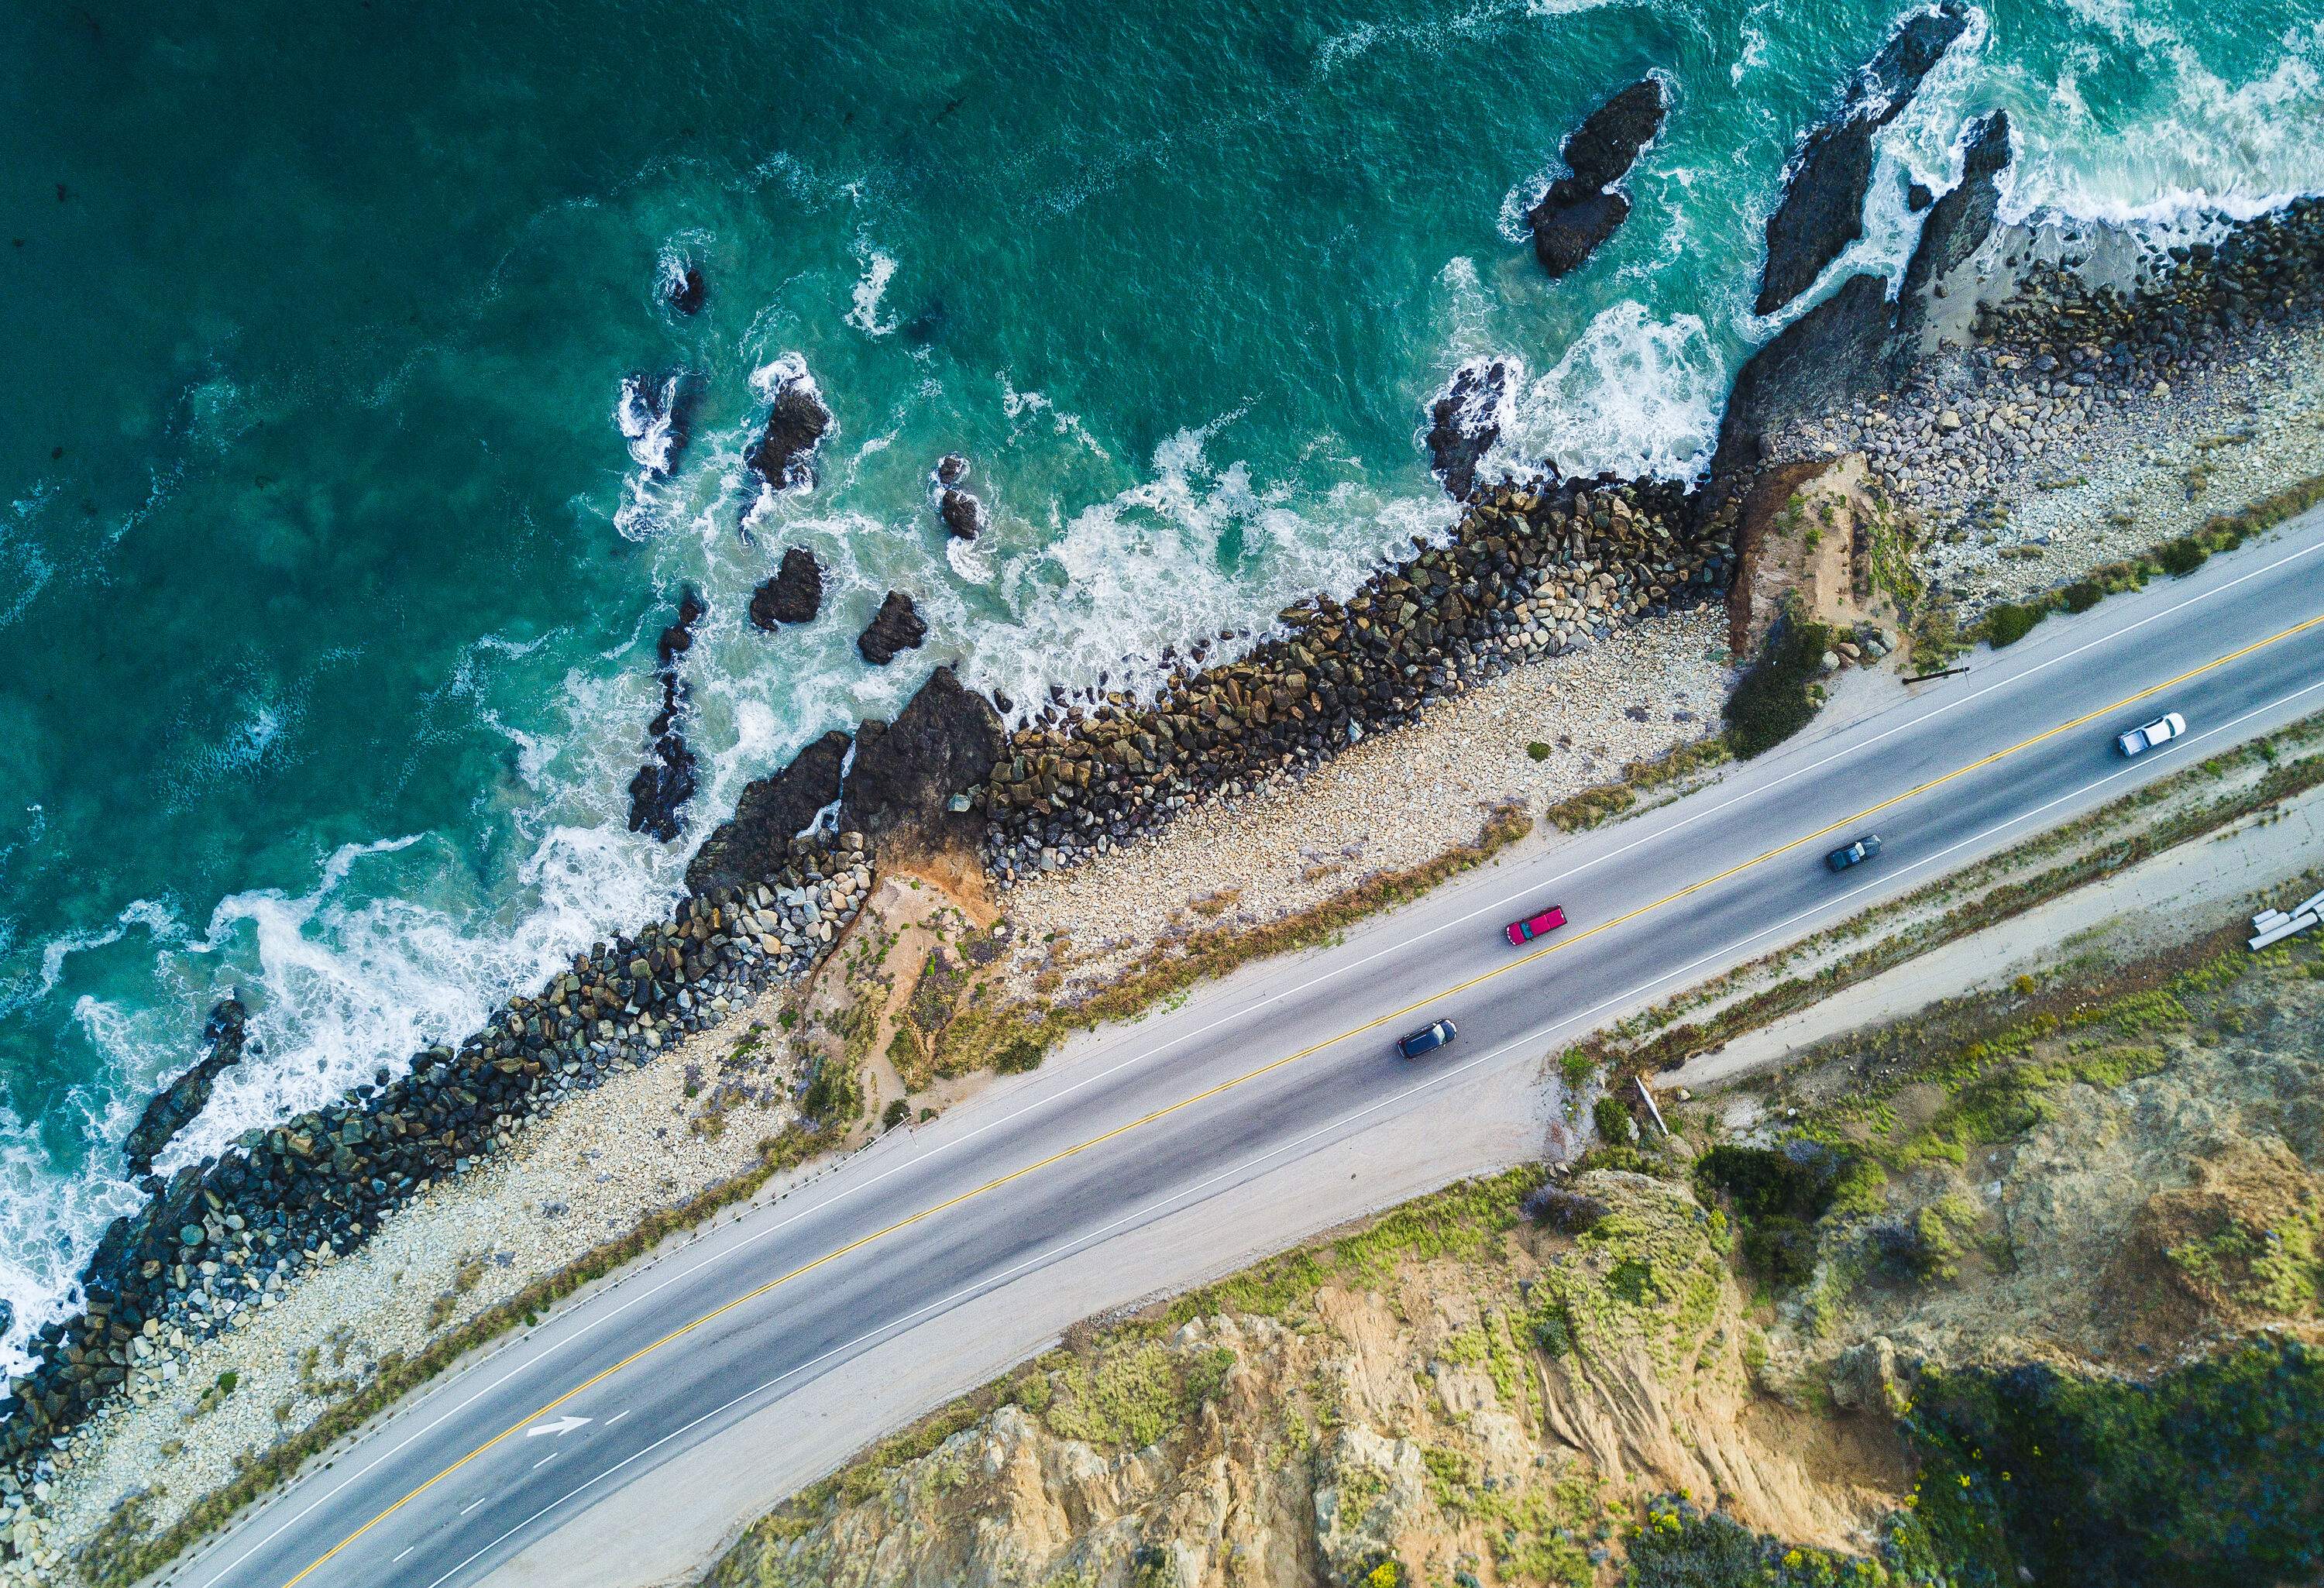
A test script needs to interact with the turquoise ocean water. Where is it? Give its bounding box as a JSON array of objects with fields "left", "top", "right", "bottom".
[{"left": 0, "top": 0, "right": 2319, "bottom": 1364}]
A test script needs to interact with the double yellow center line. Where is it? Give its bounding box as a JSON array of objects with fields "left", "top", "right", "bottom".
[{"left": 280, "top": 610, "right": 2323, "bottom": 1585}]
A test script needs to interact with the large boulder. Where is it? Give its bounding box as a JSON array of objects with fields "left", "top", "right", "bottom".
[
  {"left": 666, "top": 261, "right": 706, "bottom": 315},
  {"left": 1527, "top": 78, "right": 1667, "bottom": 279},
  {"left": 744, "top": 361, "right": 832, "bottom": 491},
  {"left": 750, "top": 547, "right": 825, "bottom": 629},
  {"left": 685, "top": 728, "right": 852, "bottom": 895},
  {"left": 858, "top": 590, "right": 929, "bottom": 665},
  {"left": 933, "top": 455, "right": 986, "bottom": 540},
  {"left": 628, "top": 588, "right": 705, "bottom": 843},
  {"left": 838, "top": 667, "right": 1002, "bottom": 863},
  {"left": 1754, "top": 1, "right": 1969, "bottom": 316},
  {"left": 1424, "top": 359, "right": 1510, "bottom": 500},
  {"left": 122, "top": 999, "right": 248, "bottom": 1174}
]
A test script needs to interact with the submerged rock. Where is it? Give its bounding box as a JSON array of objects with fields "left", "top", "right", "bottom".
[
  {"left": 1527, "top": 77, "right": 1667, "bottom": 279},
  {"left": 616, "top": 370, "right": 700, "bottom": 477},
  {"left": 122, "top": 999, "right": 249, "bottom": 1174},
  {"left": 750, "top": 547, "right": 826, "bottom": 630},
  {"left": 628, "top": 587, "right": 705, "bottom": 843},
  {"left": 667, "top": 261, "right": 706, "bottom": 315},
  {"left": 857, "top": 590, "right": 929, "bottom": 665},
  {"left": 1425, "top": 359, "right": 1511, "bottom": 500},
  {"left": 1755, "top": 1, "right": 1969, "bottom": 316},
  {"left": 686, "top": 729, "right": 853, "bottom": 896}
]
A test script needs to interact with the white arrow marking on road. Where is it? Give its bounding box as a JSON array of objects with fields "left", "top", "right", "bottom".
[{"left": 524, "top": 1415, "right": 590, "bottom": 1439}]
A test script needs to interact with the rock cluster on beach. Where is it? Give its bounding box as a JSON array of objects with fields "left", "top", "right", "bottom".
[
  {"left": 0, "top": 845, "right": 871, "bottom": 1478},
  {"left": 982, "top": 476, "right": 1728, "bottom": 881}
]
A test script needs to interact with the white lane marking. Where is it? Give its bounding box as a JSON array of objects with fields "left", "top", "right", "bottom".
[
  {"left": 392, "top": 1548, "right": 412, "bottom": 1564},
  {"left": 604, "top": 1409, "right": 631, "bottom": 1428},
  {"left": 523, "top": 1415, "right": 590, "bottom": 1439},
  {"left": 457, "top": 1497, "right": 485, "bottom": 1518},
  {"left": 415, "top": 668, "right": 2324, "bottom": 1588},
  {"left": 190, "top": 528, "right": 2324, "bottom": 1588},
  {"left": 531, "top": 1455, "right": 556, "bottom": 1472}
]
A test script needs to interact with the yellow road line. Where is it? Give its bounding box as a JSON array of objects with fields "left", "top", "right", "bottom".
[{"left": 282, "top": 609, "right": 2324, "bottom": 1585}]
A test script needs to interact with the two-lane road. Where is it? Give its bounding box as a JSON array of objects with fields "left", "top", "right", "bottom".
[{"left": 171, "top": 515, "right": 2324, "bottom": 1588}]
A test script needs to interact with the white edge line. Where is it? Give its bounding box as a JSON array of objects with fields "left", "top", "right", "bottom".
[
  {"left": 412, "top": 672, "right": 2324, "bottom": 1588},
  {"left": 193, "top": 529, "right": 2324, "bottom": 1588}
]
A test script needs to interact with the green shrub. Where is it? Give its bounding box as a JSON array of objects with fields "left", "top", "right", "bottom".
[
  {"left": 1593, "top": 1095, "right": 1636, "bottom": 1146},
  {"left": 1724, "top": 612, "right": 1833, "bottom": 758},
  {"left": 2155, "top": 536, "right": 2209, "bottom": 576},
  {"left": 1527, "top": 741, "right": 1553, "bottom": 761},
  {"left": 801, "top": 1058, "right": 861, "bottom": 1122},
  {"left": 1980, "top": 601, "right": 2045, "bottom": 648},
  {"left": 1693, "top": 1145, "right": 1841, "bottom": 1290},
  {"left": 993, "top": 1036, "right": 1045, "bottom": 1074},
  {"left": 880, "top": 1098, "right": 911, "bottom": 1131},
  {"left": 2061, "top": 580, "right": 2103, "bottom": 613}
]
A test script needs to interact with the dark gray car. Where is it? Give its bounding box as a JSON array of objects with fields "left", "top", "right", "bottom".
[
  {"left": 1397, "top": 1019, "right": 1457, "bottom": 1059},
  {"left": 1825, "top": 833, "right": 1882, "bottom": 872}
]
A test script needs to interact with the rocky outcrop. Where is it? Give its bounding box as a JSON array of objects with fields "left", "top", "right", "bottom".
[
  {"left": 1527, "top": 77, "right": 1667, "bottom": 278},
  {"left": 985, "top": 475, "right": 1728, "bottom": 881},
  {"left": 668, "top": 261, "right": 706, "bottom": 316},
  {"left": 1755, "top": 1, "right": 1969, "bottom": 317},
  {"left": 749, "top": 548, "right": 825, "bottom": 630},
  {"left": 628, "top": 589, "right": 705, "bottom": 843},
  {"left": 933, "top": 457, "right": 985, "bottom": 540},
  {"left": 841, "top": 667, "right": 1004, "bottom": 863},
  {"left": 1424, "top": 359, "right": 1510, "bottom": 500},
  {"left": 744, "top": 363, "right": 831, "bottom": 492},
  {"left": 122, "top": 1000, "right": 248, "bottom": 1176},
  {"left": 1893, "top": 110, "right": 2012, "bottom": 348},
  {"left": 1707, "top": 273, "right": 1897, "bottom": 506},
  {"left": 686, "top": 729, "right": 853, "bottom": 897},
  {"left": 856, "top": 591, "right": 928, "bottom": 665},
  {"left": 616, "top": 370, "right": 700, "bottom": 477}
]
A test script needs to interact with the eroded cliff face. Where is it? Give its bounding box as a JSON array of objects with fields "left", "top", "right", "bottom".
[{"left": 706, "top": 1171, "right": 1903, "bottom": 1588}]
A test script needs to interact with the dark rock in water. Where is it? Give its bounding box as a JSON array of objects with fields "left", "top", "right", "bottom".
[
  {"left": 616, "top": 371, "right": 700, "bottom": 477},
  {"left": 123, "top": 999, "right": 248, "bottom": 1174},
  {"left": 1527, "top": 78, "right": 1666, "bottom": 279},
  {"left": 839, "top": 666, "right": 1002, "bottom": 861},
  {"left": 1906, "top": 180, "right": 1934, "bottom": 212},
  {"left": 1425, "top": 359, "right": 1510, "bottom": 500},
  {"left": 1755, "top": 1, "right": 1969, "bottom": 316},
  {"left": 1531, "top": 187, "right": 1632, "bottom": 279},
  {"left": 750, "top": 547, "right": 825, "bottom": 630},
  {"left": 857, "top": 590, "right": 929, "bottom": 665},
  {"left": 938, "top": 487, "right": 985, "bottom": 540},
  {"left": 629, "top": 588, "right": 705, "bottom": 842},
  {"left": 686, "top": 728, "right": 852, "bottom": 895},
  {"left": 668, "top": 262, "right": 706, "bottom": 315},
  {"left": 1896, "top": 110, "right": 2013, "bottom": 342},
  {"left": 932, "top": 455, "right": 985, "bottom": 538},
  {"left": 744, "top": 362, "right": 831, "bottom": 492}
]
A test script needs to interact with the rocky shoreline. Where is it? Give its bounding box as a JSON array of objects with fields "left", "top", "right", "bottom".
[{"left": 12, "top": 49, "right": 2324, "bottom": 1582}]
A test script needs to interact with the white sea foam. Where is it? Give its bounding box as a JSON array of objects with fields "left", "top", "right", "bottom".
[
  {"left": 1483, "top": 302, "right": 1726, "bottom": 483},
  {"left": 845, "top": 248, "right": 900, "bottom": 336}
]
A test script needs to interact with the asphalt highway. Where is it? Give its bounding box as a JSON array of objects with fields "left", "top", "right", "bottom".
[{"left": 169, "top": 513, "right": 2324, "bottom": 1588}]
